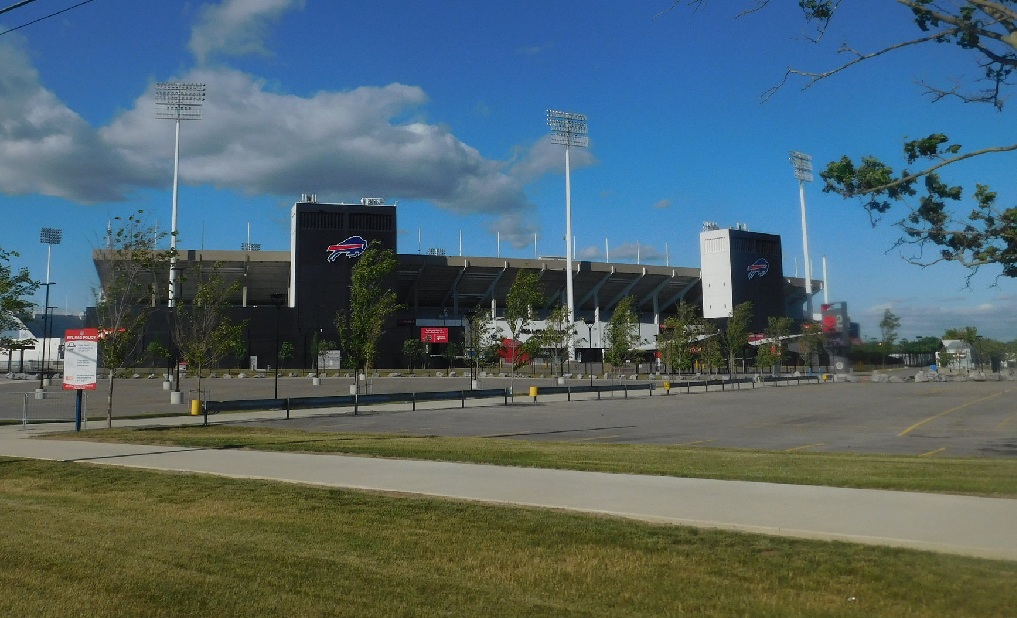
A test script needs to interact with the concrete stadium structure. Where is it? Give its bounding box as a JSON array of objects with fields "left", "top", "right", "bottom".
[{"left": 91, "top": 198, "right": 821, "bottom": 370}]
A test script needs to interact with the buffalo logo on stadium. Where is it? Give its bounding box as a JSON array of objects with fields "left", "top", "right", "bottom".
[
  {"left": 325, "top": 236, "right": 368, "bottom": 261},
  {"left": 746, "top": 257, "right": 769, "bottom": 280}
]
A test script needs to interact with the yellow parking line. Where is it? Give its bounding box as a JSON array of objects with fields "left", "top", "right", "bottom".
[
  {"left": 995, "top": 413, "right": 1017, "bottom": 432},
  {"left": 676, "top": 439, "right": 715, "bottom": 447},
  {"left": 919, "top": 447, "right": 946, "bottom": 457},
  {"left": 898, "top": 390, "right": 1009, "bottom": 437},
  {"left": 785, "top": 443, "right": 824, "bottom": 452}
]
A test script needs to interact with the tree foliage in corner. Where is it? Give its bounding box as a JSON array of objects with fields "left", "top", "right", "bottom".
[
  {"left": 94, "top": 211, "right": 170, "bottom": 428},
  {"left": 604, "top": 295, "right": 641, "bottom": 367},
  {"left": 0, "top": 247, "right": 38, "bottom": 337},
  {"left": 663, "top": 1, "right": 1017, "bottom": 279},
  {"left": 335, "top": 242, "right": 402, "bottom": 379}
]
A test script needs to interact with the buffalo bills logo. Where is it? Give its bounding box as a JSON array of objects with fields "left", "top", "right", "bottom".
[
  {"left": 747, "top": 257, "right": 769, "bottom": 280},
  {"left": 326, "top": 236, "right": 368, "bottom": 261}
]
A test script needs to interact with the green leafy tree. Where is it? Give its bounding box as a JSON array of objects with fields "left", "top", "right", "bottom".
[
  {"left": 504, "top": 271, "right": 543, "bottom": 375},
  {"left": 604, "top": 296, "right": 641, "bottom": 367},
  {"left": 94, "top": 212, "right": 170, "bottom": 428},
  {"left": 464, "top": 309, "right": 499, "bottom": 381},
  {"left": 699, "top": 320, "right": 724, "bottom": 374},
  {"left": 172, "top": 263, "right": 245, "bottom": 408},
  {"left": 278, "top": 341, "right": 295, "bottom": 369},
  {"left": 879, "top": 309, "right": 902, "bottom": 366},
  {"left": 537, "top": 304, "right": 573, "bottom": 377},
  {"left": 663, "top": 1, "right": 1017, "bottom": 279},
  {"left": 755, "top": 316, "right": 794, "bottom": 374},
  {"left": 309, "top": 334, "right": 335, "bottom": 378},
  {"left": 797, "top": 321, "right": 824, "bottom": 372},
  {"left": 722, "top": 301, "right": 754, "bottom": 374},
  {"left": 402, "top": 338, "right": 425, "bottom": 372},
  {"left": 659, "top": 301, "right": 699, "bottom": 374},
  {"left": 335, "top": 242, "right": 403, "bottom": 392},
  {"left": 1, "top": 247, "right": 38, "bottom": 354}
]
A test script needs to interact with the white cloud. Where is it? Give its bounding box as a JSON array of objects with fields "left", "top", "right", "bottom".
[
  {"left": 509, "top": 135, "right": 595, "bottom": 184},
  {"left": 189, "top": 0, "right": 305, "bottom": 65},
  {"left": 855, "top": 294, "right": 1017, "bottom": 341},
  {"left": 653, "top": 198, "right": 670, "bottom": 210}
]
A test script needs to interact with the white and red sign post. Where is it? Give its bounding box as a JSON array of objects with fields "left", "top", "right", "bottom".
[{"left": 62, "top": 328, "right": 98, "bottom": 431}]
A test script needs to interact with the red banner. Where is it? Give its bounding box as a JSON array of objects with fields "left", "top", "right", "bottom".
[{"left": 420, "top": 327, "right": 449, "bottom": 343}]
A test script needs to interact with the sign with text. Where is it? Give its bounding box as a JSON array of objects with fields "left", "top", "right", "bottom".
[
  {"left": 62, "top": 328, "right": 99, "bottom": 390},
  {"left": 420, "top": 327, "right": 449, "bottom": 343}
]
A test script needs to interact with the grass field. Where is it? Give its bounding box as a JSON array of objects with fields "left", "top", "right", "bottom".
[
  {"left": 71, "top": 426, "right": 1017, "bottom": 497},
  {"left": 1, "top": 457, "right": 1015, "bottom": 617}
]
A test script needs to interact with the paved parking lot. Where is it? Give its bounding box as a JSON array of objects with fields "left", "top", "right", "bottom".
[{"left": 4, "top": 375, "right": 1015, "bottom": 458}]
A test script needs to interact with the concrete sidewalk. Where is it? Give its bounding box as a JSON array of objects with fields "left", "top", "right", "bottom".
[{"left": 2, "top": 416, "right": 1015, "bottom": 562}]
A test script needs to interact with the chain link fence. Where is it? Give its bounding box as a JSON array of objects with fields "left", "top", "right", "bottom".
[{"left": 0, "top": 389, "right": 88, "bottom": 426}]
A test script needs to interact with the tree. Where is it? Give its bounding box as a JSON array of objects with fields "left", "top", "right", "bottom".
[
  {"left": 604, "top": 296, "right": 641, "bottom": 367},
  {"left": 663, "top": 1, "right": 1017, "bottom": 279},
  {"left": 879, "top": 309, "right": 902, "bottom": 365},
  {"left": 464, "top": 308, "right": 499, "bottom": 383},
  {"left": 536, "top": 304, "right": 573, "bottom": 376},
  {"left": 504, "top": 271, "right": 543, "bottom": 376},
  {"left": 402, "top": 338, "right": 425, "bottom": 372},
  {"left": 659, "top": 301, "right": 699, "bottom": 374},
  {"left": 278, "top": 341, "right": 295, "bottom": 369},
  {"left": 335, "top": 242, "right": 402, "bottom": 392},
  {"left": 755, "top": 316, "right": 794, "bottom": 374},
  {"left": 93, "top": 212, "right": 169, "bottom": 428},
  {"left": 310, "top": 334, "right": 335, "bottom": 378},
  {"left": 172, "top": 263, "right": 245, "bottom": 413},
  {"left": 0, "top": 247, "right": 38, "bottom": 345},
  {"left": 699, "top": 320, "right": 724, "bottom": 374},
  {"left": 797, "top": 321, "right": 824, "bottom": 372},
  {"left": 722, "top": 301, "right": 754, "bottom": 374}
]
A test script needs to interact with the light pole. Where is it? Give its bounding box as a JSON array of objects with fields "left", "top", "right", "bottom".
[
  {"left": 270, "top": 293, "right": 286, "bottom": 399},
  {"left": 548, "top": 110, "right": 588, "bottom": 364},
  {"left": 584, "top": 318, "right": 594, "bottom": 387},
  {"left": 38, "top": 227, "right": 61, "bottom": 389},
  {"left": 790, "top": 150, "right": 814, "bottom": 319},
  {"left": 156, "top": 82, "right": 206, "bottom": 307}
]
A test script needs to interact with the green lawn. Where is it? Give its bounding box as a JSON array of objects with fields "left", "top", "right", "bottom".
[
  {"left": 1, "top": 458, "right": 1014, "bottom": 617},
  {"left": 69, "top": 426, "right": 1017, "bottom": 497}
]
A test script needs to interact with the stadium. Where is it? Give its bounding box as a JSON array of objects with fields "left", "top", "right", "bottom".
[{"left": 91, "top": 197, "right": 822, "bottom": 372}]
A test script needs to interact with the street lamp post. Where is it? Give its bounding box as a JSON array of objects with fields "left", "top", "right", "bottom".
[
  {"left": 270, "top": 293, "right": 286, "bottom": 399},
  {"left": 548, "top": 110, "right": 588, "bottom": 364},
  {"left": 156, "top": 82, "right": 206, "bottom": 308},
  {"left": 38, "top": 227, "right": 61, "bottom": 390},
  {"left": 790, "top": 151, "right": 814, "bottom": 319},
  {"left": 584, "top": 318, "right": 594, "bottom": 387}
]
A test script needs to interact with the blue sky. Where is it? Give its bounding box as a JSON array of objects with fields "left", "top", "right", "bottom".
[{"left": 1, "top": 0, "right": 1015, "bottom": 341}]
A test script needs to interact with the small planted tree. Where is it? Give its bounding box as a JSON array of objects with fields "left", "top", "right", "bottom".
[
  {"left": 504, "top": 271, "right": 543, "bottom": 378},
  {"left": 537, "top": 303, "right": 573, "bottom": 377},
  {"left": 659, "top": 301, "right": 699, "bottom": 375},
  {"left": 604, "top": 296, "right": 640, "bottom": 369},
  {"left": 335, "top": 242, "right": 402, "bottom": 394},
  {"left": 722, "top": 301, "right": 754, "bottom": 374},
  {"left": 402, "top": 338, "right": 425, "bottom": 372},
  {"left": 464, "top": 308, "right": 499, "bottom": 385},
  {"left": 1, "top": 247, "right": 39, "bottom": 355},
  {"left": 755, "top": 316, "right": 794, "bottom": 375},
  {"left": 94, "top": 212, "right": 170, "bottom": 427},
  {"left": 172, "top": 263, "right": 244, "bottom": 411}
]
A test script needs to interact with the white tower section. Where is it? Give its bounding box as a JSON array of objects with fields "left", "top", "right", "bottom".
[{"left": 700, "top": 227, "right": 734, "bottom": 319}]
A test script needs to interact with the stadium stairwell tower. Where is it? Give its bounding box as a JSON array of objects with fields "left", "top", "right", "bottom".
[{"left": 700, "top": 223, "right": 784, "bottom": 332}]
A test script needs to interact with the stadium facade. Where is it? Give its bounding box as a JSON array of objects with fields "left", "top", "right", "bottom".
[{"left": 91, "top": 198, "right": 820, "bottom": 370}]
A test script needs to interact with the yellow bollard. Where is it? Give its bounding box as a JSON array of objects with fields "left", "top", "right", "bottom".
[
  {"left": 528, "top": 386, "right": 538, "bottom": 402},
  {"left": 190, "top": 399, "right": 202, "bottom": 416},
  {"left": 663, "top": 381, "right": 671, "bottom": 394}
]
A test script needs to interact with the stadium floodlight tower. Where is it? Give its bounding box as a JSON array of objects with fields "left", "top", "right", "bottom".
[
  {"left": 790, "top": 150, "right": 815, "bottom": 319},
  {"left": 38, "top": 227, "right": 61, "bottom": 390},
  {"left": 547, "top": 109, "right": 588, "bottom": 362},
  {"left": 155, "top": 82, "right": 206, "bottom": 307}
]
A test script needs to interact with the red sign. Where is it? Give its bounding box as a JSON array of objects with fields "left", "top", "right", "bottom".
[{"left": 420, "top": 327, "right": 449, "bottom": 343}]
